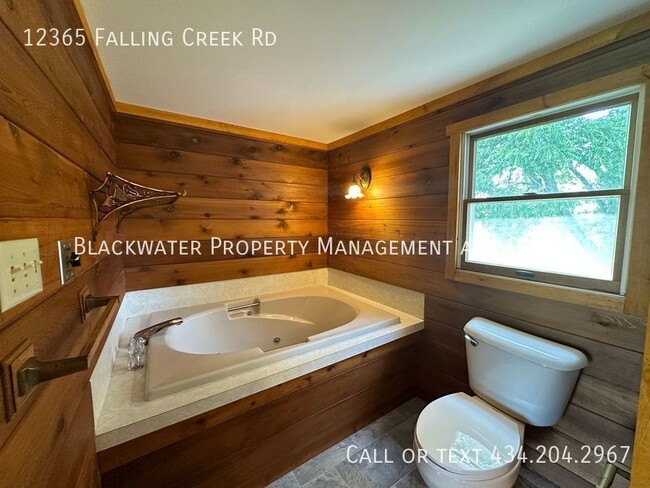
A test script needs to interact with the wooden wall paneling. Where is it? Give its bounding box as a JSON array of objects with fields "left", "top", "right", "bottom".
[
  {"left": 114, "top": 102, "right": 327, "bottom": 151},
  {"left": 416, "top": 364, "right": 472, "bottom": 400},
  {"left": 115, "top": 113, "right": 328, "bottom": 291},
  {"left": 329, "top": 255, "right": 443, "bottom": 294},
  {"left": 49, "top": 0, "right": 115, "bottom": 126},
  {"left": 130, "top": 197, "right": 327, "bottom": 221},
  {"left": 328, "top": 194, "right": 448, "bottom": 221},
  {"left": 0, "top": 19, "right": 112, "bottom": 179},
  {"left": 187, "top": 377, "right": 411, "bottom": 488},
  {"left": 119, "top": 218, "right": 327, "bottom": 241},
  {"left": 419, "top": 340, "right": 468, "bottom": 385},
  {"left": 46, "top": 384, "right": 98, "bottom": 486},
  {"left": 117, "top": 143, "right": 327, "bottom": 184},
  {"left": 330, "top": 166, "right": 449, "bottom": 200},
  {"left": 123, "top": 237, "right": 321, "bottom": 267},
  {"left": 327, "top": 239, "right": 445, "bottom": 272},
  {"left": 0, "top": 0, "right": 114, "bottom": 161},
  {"left": 330, "top": 220, "right": 446, "bottom": 243},
  {"left": 0, "top": 2, "right": 121, "bottom": 487},
  {"left": 117, "top": 168, "right": 327, "bottom": 203},
  {"left": 0, "top": 376, "right": 95, "bottom": 487},
  {"left": 0, "top": 255, "right": 124, "bottom": 400},
  {"left": 0, "top": 255, "right": 125, "bottom": 485},
  {"left": 525, "top": 428, "right": 631, "bottom": 486},
  {"left": 555, "top": 404, "right": 636, "bottom": 462},
  {"left": 423, "top": 279, "right": 646, "bottom": 353},
  {"left": 571, "top": 374, "right": 639, "bottom": 429},
  {"left": 624, "top": 65, "right": 650, "bottom": 317},
  {"left": 329, "top": 138, "right": 450, "bottom": 173},
  {"left": 114, "top": 114, "right": 327, "bottom": 168},
  {"left": 13, "top": 0, "right": 116, "bottom": 127},
  {"left": 0, "top": 117, "right": 94, "bottom": 219},
  {"left": 126, "top": 253, "right": 326, "bottom": 290},
  {"left": 100, "top": 337, "right": 418, "bottom": 488},
  {"left": 421, "top": 319, "right": 466, "bottom": 354},
  {"left": 630, "top": 305, "right": 650, "bottom": 487}
]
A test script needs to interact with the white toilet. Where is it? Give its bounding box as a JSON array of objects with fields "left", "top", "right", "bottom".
[{"left": 414, "top": 317, "right": 588, "bottom": 488}]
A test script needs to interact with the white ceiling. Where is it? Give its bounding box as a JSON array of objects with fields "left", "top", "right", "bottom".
[{"left": 81, "top": 0, "right": 650, "bottom": 143}]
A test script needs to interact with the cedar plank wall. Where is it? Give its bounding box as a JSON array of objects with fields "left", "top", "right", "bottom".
[
  {"left": 0, "top": 1, "right": 124, "bottom": 487},
  {"left": 328, "top": 34, "right": 650, "bottom": 487},
  {"left": 113, "top": 115, "right": 329, "bottom": 290}
]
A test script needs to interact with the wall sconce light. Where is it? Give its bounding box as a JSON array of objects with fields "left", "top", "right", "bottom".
[{"left": 345, "top": 167, "right": 372, "bottom": 199}]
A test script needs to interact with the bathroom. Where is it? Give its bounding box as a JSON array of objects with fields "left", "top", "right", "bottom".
[{"left": 1, "top": 1, "right": 649, "bottom": 487}]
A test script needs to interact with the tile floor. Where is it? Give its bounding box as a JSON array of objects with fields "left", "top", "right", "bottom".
[{"left": 266, "top": 397, "right": 429, "bottom": 488}]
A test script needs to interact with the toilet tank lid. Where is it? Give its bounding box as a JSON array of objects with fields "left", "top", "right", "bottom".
[{"left": 464, "top": 318, "right": 588, "bottom": 371}]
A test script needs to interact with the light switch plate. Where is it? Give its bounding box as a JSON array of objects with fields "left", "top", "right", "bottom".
[
  {"left": 0, "top": 238, "right": 43, "bottom": 312},
  {"left": 57, "top": 239, "right": 77, "bottom": 285}
]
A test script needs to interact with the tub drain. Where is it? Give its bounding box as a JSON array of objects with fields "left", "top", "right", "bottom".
[{"left": 273, "top": 337, "right": 281, "bottom": 344}]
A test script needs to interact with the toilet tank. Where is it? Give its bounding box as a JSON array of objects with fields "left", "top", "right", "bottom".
[{"left": 464, "top": 317, "right": 588, "bottom": 427}]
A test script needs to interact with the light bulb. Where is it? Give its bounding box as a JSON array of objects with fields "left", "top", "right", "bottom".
[{"left": 345, "top": 183, "right": 364, "bottom": 199}]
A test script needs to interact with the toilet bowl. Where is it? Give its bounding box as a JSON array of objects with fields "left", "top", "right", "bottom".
[
  {"left": 414, "top": 318, "right": 588, "bottom": 488},
  {"left": 414, "top": 393, "right": 523, "bottom": 488}
]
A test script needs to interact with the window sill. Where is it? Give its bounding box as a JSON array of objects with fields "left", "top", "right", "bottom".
[{"left": 447, "top": 268, "right": 625, "bottom": 312}]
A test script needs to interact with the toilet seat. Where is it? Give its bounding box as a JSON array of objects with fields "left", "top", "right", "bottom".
[{"left": 415, "top": 392, "right": 523, "bottom": 482}]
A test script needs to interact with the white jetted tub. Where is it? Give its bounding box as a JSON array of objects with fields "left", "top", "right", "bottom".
[{"left": 143, "top": 286, "right": 400, "bottom": 399}]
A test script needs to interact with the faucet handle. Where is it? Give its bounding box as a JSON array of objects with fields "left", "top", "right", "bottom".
[
  {"left": 127, "top": 317, "right": 183, "bottom": 371},
  {"left": 127, "top": 337, "right": 147, "bottom": 371},
  {"left": 17, "top": 356, "right": 88, "bottom": 397}
]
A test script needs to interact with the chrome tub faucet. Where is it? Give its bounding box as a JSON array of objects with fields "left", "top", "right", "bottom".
[
  {"left": 127, "top": 317, "right": 183, "bottom": 371},
  {"left": 226, "top": 300, "right": 260, "bottom": 318}
]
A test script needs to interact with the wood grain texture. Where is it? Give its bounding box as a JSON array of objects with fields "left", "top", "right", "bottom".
[
  {"left": 128, "top": 197, "right": 326, "bottom": 221},
  {"left": 118, "top": 168, "right": 327, "bottom": 203},
  {"left": 329, "top": 194, "right": 447, "bottom": 221},
  {"left": 115, "top": 115, "right": 328, "bottom": 290},
  {"left": 0, "top": 2, "right": 120, "bottom": 487},
  {"left": 0, "top": 17, "right": 112, "bottom": 179},
  {"left": 126, "top": 253, "right": 326, "bottom": 290},
  {"left": 630, "top": 306, "right": 650, "bottom": 487},
  {"left": 0, "top": 0, "right": 114, "bottom": 161},
  {"left": 100, "top": 337, "right": 419, "bottom": 488},
  {"left": 0, "top": 117, "right": 95, "bottom": 220},
  {"left": 329, "top": 33, "right": 650, "bottom": 488},
  {"left": 117, "top": 142, "right": 327, "bottom": 184},
  {"left": 122, "top": 237, "right": 320, "bottom": 267},
  {"left": 119, "top": 218, "right": 327, "bottom": 241},
  {"left": 115, "top": 102, "right": 327, "bottom": 150},
  {"left": 114, "top": 114, "right": 327, "bottom": 168}
]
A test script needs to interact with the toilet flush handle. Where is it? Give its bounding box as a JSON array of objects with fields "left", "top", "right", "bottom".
[{"left": 464, "top": 334, "right": 479, "bottom": 347}]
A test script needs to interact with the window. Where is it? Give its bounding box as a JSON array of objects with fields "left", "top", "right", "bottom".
[{"left": 452, "top": 90, "right": 640, "bottom": 295}]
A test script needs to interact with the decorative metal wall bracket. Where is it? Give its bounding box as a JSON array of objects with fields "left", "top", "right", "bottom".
[{"left": 90, "top": 172, "right": 185, "bottom": 239}]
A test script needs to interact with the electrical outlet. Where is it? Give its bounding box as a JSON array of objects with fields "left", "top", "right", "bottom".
[{"left": 0, "top": 238, "right": 43, "bottom": 312}]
